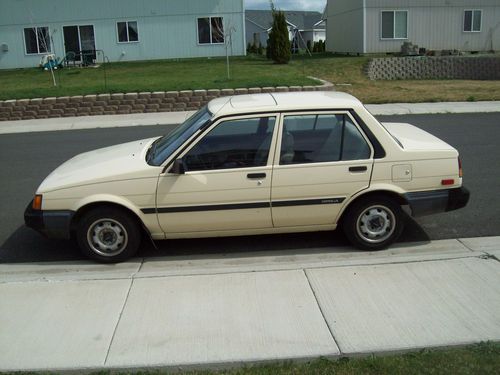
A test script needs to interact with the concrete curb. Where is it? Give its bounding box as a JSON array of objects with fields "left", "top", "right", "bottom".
[
  {"left": 0, "top": 111, "right": 195, "bottom": 135},
  {"left": 0, "top": 101, "right": 499, "bottom": 135},
  {"left": 0, "top": 237, "right": 499, "bottom": 372},
  {"left": 369, "top": 101, "right": 500, "bottom": 116}
]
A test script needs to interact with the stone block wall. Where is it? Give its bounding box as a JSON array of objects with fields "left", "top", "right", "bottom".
[
  {"left": 0, "top": 84, "right": 333, "bottom": 122},
  {"left": 366, "top": 56, "right": 500, "bottom": 80}
]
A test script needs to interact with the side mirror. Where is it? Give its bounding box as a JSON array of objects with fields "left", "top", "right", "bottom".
[{"left": 169, "top": 158, "right": 186, "bottom": 174}]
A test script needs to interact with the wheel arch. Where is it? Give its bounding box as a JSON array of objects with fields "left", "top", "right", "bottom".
[
  {"left": 337, "top": 186, "right": 408, "bottom": 225},
  {"left": 70, "top": 195, "right": 152, "bottom": 239}
]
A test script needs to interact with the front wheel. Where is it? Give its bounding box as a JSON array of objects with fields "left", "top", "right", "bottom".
[
  {"left": 76, "top": 207, "right": 141, "bottom": 263},
  {"left": 342, "top": 195, "right": 404, "bottom": 251}
]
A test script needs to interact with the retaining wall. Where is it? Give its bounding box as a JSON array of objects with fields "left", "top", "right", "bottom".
[
  {"left": 366, "top": 56, "right": 500, "bottom": 80},
  {"left": 0, "top": 85, "right": 333, "bottom": 122}
]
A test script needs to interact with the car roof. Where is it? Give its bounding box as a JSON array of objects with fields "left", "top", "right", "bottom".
[{"left": 207, "top": 91, "right": 363, "bottom": 117}]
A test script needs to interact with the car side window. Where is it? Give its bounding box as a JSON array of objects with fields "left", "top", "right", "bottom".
[
  {"left": 343, "top": 117, "right": 371, "bottom": 160},
  {"left": 184, "top": 117, "right": 276, "bottom": 171},
  {"left": 280, "top": 114, "right": 370, "bottom": 165}
]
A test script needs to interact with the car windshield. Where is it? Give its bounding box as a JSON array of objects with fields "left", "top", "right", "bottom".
[{"left": 148, "top": 106, "right": 212, "bottom": 166}]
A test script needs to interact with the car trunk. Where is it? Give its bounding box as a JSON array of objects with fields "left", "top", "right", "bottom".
[{"left": 381, "top": 122, "right": 456, "bottom": 152}]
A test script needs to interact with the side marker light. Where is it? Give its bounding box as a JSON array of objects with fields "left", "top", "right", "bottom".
[{"left": 32, "top": 195, "right": 43, "bottom": 210}]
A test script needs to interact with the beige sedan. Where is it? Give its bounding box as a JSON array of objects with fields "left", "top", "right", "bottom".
[{"left": 25, "top": 92, "right": 469, "bottom": 262}]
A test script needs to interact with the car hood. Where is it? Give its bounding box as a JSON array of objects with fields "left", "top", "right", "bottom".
[
  {"left": 382, "top": 122, "right": 457, "bottom": 153},
  {"left": 37, "top": 137, "right": 160, "bottom": 193}
]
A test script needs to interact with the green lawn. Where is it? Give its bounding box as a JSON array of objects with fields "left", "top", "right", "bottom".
[
  {"left": 135, "top": 343, "right": 500, "bottom": 375},
  {"left": 0, "top": 56, "right": 318, "bottom": 100},
  {"left": 1, "top": 54, "right": 500, "bottom": 103}
]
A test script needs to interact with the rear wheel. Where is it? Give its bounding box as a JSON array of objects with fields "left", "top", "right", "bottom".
[
  {"left": 342, "top": 195, "right": 404, "bottom": 251},
  {"left": 76, "top": 207, "right": 141, "bottom": 263}
]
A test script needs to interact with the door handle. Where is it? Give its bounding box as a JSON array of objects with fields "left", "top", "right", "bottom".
[
  {"left": 349, "top": 166, "right": 367, "bottom": 172},
  {"left": 247, "top": 173, "right": 266, "bottom": 179}
]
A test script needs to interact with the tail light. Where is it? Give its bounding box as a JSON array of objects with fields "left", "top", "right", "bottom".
[{"left": 458, "top": 157, "right": 463, "bottom": 178}]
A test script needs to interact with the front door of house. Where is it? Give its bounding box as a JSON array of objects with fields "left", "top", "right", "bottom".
[{"left": 63, "top": 25, "right": 96, "bottom": 62}]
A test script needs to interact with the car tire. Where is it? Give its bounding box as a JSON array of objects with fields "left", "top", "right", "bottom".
[
  {"left": 342, "top": 195, "right": 404, "bottom": 251},
  {"left": 76, "top": 207, "right": 141, "bottom": 263}
]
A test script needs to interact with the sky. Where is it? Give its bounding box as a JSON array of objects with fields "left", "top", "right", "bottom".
[{"left": 245, "top": 0, "right": 326, "bottom": 12}]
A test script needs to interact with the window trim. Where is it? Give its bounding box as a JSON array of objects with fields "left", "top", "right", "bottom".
[
  {"left": 116, "top": 21, "right": 140, "bottom": 44},
  {"left": 196, "top": 16, "right": 225, "bottom": 46},
  {"left": 463, "top": 9, "right": 482, "bottom": 33},
  {"left": 275, "top": 111, "right": 374, "bottom": 168},
  {"left": 380, "top": 10, "right": 408, "bottom": 40},
  {"left": 175, "top": 113, "right": 280, "bottom": 174},
  {"left": 23, "top": 26, "right": 51, "bottom": 55}
]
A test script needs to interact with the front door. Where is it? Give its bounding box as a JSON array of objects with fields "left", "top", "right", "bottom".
[
  {"left": 156, "top": 115, "right": 278, "bottom": 235},
  {"left": 63, "top": 25, "right": 96, "bottom": 61},
  {"left": 271, "top": 112, "right": 374, "bottom": 227}
]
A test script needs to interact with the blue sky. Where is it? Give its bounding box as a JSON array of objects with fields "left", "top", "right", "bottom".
[{"left": 245, "top": 0, "right": 326, "bottom": 12}]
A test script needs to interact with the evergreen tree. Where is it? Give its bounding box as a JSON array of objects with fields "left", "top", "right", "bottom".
[{"left": 268, "top": 2, "right": 291, "bottom": 64}]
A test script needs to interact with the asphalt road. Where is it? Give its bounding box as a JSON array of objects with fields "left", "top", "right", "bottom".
[{"left": 1, "top": 112, "right": 499, "bottom": 263}]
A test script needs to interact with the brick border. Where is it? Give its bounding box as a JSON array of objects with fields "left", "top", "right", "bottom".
[
  {"left": 0, "top": 83, "right": 334, "bottom": 122},
  {"left": 366, "top": 56, "right": 500, "bottom": 80}
]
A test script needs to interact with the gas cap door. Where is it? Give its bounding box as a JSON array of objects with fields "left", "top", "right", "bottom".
[{"left": 392, "top": 164, "right": 412, "bottom": 182}]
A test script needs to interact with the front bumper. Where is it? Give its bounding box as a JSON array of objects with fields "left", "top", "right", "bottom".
[
  {"left": 24, "top": 201, "right": 75, "bottom": 239},
  {"left": 404, "top": 187, "right": 470, "bottom": 217}
]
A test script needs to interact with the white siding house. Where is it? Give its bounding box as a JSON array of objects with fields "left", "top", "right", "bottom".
[
  {"left": 245, "top": 10, "right": 325, "bottom": 48},
  {"left": 0, "top": 0, "right": 246, "bottom": 69},
  {"left": 326, "top": 0, "right": 500, "bottom": 54}
]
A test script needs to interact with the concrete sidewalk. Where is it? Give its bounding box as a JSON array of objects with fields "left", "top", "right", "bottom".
[
  {"left": 0, "top": 237, "right": 499, "bottom": 372},
  {"left": 1, "top": 101, "right": 499, "bottom": 135}
]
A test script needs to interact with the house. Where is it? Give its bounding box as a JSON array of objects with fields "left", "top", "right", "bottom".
[
  {"left": 325, "top": 0, "right": 500, "bottom": 54},
  {"left": 0, "top": 0, "right": 246, "bottom": 69},
  {"left": 245, "top": 9, "right": 326, "bottom": 49}
]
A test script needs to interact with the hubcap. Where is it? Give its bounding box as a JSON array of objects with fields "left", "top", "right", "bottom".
[
  {"left": 87, "top": 218, "right": 128, "bottom": 257},
  {"left": 356, "top": 205, "right": 396, "bottom": 244}
]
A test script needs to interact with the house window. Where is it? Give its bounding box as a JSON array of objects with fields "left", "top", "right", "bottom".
[
  {"left": 197, "top": 17, "right": 224, "bottom": 44},
  {"left": 117, "top": 21, "right": 139, "bottom": 43},
  {"left": 24, "top": 27, "right": 51, "bottom": 54},
  {"left": 381, "top": 11, "right": 408, "bottom": 39},
  {"left": 464, "top": 10, "right": 482, "bottom": 32}
]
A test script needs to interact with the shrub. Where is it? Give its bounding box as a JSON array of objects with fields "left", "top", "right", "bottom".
[{"left": 268, "top": 4, "right": 291, "bottom": 64}]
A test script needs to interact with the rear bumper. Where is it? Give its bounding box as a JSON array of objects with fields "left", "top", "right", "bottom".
[
  {"left": 24, "top": 201, "right": 75, "bottom": 239},
  {"left": 404, "top": 187, "right": 470, "bottom": 217}
]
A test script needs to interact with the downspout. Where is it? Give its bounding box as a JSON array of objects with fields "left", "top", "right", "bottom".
[
  {"left": 242, "top": 0, "right": 247, "bottom": 56},
  {"left": 363, "top": 0, "right": 367, "bottom": 54}
]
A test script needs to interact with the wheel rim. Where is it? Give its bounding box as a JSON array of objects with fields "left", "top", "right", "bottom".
[
  {"left": 87, "top": 218, "right": 128, "bottom": 257},
  {"left": 356, "top": 205, "right": 396, "bottom": 244}
]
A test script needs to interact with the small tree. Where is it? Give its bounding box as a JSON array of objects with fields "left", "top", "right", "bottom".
[
  {"left": 268, "top": 2, "right": 291, "bottom": 64},
  {"left": 212, "top": 18, "right": 236, "bottom": 79},
  {"left": 265, "top": 39, "right": 271, "bottom": 59},
  {"left": 257, "top": 43, "right": 264, "bottom": 55}
]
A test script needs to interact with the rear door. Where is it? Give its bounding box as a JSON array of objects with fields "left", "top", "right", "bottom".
[
  {"left": 156, "top": 114, "right": 279, "bottom": 234},
  {"left": 271, "top": 112, "right": 374, "bottom": 227}
]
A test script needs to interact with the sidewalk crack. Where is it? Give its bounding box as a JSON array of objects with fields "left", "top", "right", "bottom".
[
  {"left": 302, "top": 269, "right": 342, "bottom": 356},
  {"left": 457, "top": 238, "right": 475, "bottom": 252},
  {"left": 104, "top": 278, "right": 134, "bottom": 366},
  {"left": 132, "top": 257, "right": 146, "bottom": 278}
]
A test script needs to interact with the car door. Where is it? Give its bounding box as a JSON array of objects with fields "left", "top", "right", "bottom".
[
  {"left": 271, "top": 112, "right": 374, "bottom": 227},
  {"left": 156, "top": 114, "right": 278, "bottom": 234}
]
